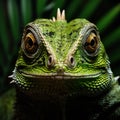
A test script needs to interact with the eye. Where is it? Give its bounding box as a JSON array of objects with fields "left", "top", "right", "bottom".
[
  {"left": 21, "top": 26, "right": 41, "bottom": 59},
  {"left": 84, "top": 32, "right": 99, "bottom": 56},
  {"left": 24, "top": 32, "right": 38, "bottom": 55}
]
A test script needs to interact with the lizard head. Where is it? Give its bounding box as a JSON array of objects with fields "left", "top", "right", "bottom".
[{"left": 12, "top": 9, "right": 113, "bottom": 97}]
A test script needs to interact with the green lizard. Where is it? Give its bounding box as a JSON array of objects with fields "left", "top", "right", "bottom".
[{"left": 1, "top": 8, "right": 120, "bottom": 120}]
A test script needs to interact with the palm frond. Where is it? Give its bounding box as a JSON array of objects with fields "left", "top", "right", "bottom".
[
  {"left": 36, "top": 0, "right": 46, "bottom": 17},
  {"left": 97, "top": 4, "right": 120, "bottom": 32},
  {"left": 21, "top": 0, "right": 32, "bottom": 25},
  {"left": 79, "top": 0, "right": 101, "bottom": 18},
  {"left": 7, "top": 0, "right": 20, "bottom": 49}
]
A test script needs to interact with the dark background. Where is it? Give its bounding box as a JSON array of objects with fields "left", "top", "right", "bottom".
[{"left": 0, "top": 0, "right": 120, "bottom": 94}]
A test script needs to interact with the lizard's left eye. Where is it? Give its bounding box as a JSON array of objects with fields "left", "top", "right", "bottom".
[{"left": 83, "top": 31, "right": 99, "bottom": 56}]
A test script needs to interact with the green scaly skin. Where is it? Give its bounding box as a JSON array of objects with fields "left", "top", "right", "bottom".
[{"left": 9, "top": 9, "right": 120, "bottom": 120}]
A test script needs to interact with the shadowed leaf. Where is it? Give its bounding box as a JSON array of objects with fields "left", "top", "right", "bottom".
[
  {"left": 79, "top": 0, "right": 101, "bottom": 18},
  {"left": 103, "top": 27, "right": 120, "bottom": 48},
  {"left": 36, "top": 0, "right": 46, "bottom": 17},
  {"left": 7, "top": 0, "right": 20, "bottom": 45},
  {"left": 66, "top": 0, "right": 82, "bottom": 19},
  {"left": 21, "top": 0, "right": 32, "bottom": 25},
  {"left": 97, "top": 4, "right": 120, "bottom": 32}
]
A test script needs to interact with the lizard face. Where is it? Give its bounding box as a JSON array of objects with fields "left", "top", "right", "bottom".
[{"left": 13, "top": 9, "right": 113, "bottom": 97}]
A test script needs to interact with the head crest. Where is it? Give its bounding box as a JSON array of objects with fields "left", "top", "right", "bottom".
[{"left": 52, "top": 8, "right": 65, "bottom": 21}]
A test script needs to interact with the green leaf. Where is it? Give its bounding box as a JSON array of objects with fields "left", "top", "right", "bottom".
[
  {"left": 66, "top": 0, "right": 82, "bottom": 20},
  {"left": 7, "top": 0, "right": 20, "bottom": 43},
  {"left": 36, "top": 0, "right": 46, "bottom": 17},
  {"left": 103, "top": 27, "right": 120, "bottom": 48},
  {"left": 0, "top": 2, "right": 9, "bottom": 59},
  {"left": 79, "top": 0, "right": 101, "bottom": 18},
  {"left": 97, "top": 4, "right": 120, "bottom": 32},
  {"left": 21, "top": 0, "right": 32, "bottom": 25}
]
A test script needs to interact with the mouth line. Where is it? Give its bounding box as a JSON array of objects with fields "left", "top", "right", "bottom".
[{"left": 18, "top": 70, "right": 102, "bottom": 80}]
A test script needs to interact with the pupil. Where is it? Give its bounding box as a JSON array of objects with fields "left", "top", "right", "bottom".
[
  {"left": 28, "top": 38, "right": 33, "bottom": 46},
  {"left": 70, "top": 57, "right": 74, "bottom": 64},
  {"left": 90, "top": 39, "right": 95, "bottom": 46}
]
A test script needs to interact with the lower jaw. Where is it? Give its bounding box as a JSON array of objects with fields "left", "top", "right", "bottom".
[
  {"left": 14, "top": 70, "right": 111, "bottom": 98},
  {"left": 15, "top": 77, "right": 111, "bottom": 100}
]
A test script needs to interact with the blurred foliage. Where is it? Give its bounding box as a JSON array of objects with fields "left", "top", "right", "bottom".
[
  {"left": 0, "top": 88, "right": 15, "bottom": 120},
  {"left": 0, "top": 0, "right": 120, "bottom": 95}
]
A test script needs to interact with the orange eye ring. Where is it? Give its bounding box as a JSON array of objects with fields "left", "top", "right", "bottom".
[
  {"left": 24, "top": 32, "right": 38, "bottom": 55},
  {"left": 84, "top": 32, "right": 99, "bottom": 56}
]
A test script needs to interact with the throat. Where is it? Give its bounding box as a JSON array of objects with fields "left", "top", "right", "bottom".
[
  {"left": 14, "top": 89, "right": 109, "bottom": 120},
  {"left": 14, "top": 89, "right": 66, "bottom": 120}
]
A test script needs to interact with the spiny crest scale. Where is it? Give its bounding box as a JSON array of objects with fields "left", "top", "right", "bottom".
[{"left": 52, "top": 8, "right": 65, "bottom": 21}]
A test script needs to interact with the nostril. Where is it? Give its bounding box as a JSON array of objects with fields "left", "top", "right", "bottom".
[
  {"left": 47, "top": 55, "right": 55, "bottom": 67},
  {"left": 70, "top": 57, "right": 74, "bottom": 64},
  {"left": 69, "top": 56, "right": 75, "bottom": 67},
  {"left": 57, "top": 67, "right": 64, "bottom": 74}
]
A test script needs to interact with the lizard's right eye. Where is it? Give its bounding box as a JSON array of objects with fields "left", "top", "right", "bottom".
[
  {"left": 21, "top": 26, "right": 41, "bottom": 59},
  {"left": 24, "top": 32, "right": 38, "bottom": 55}
]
